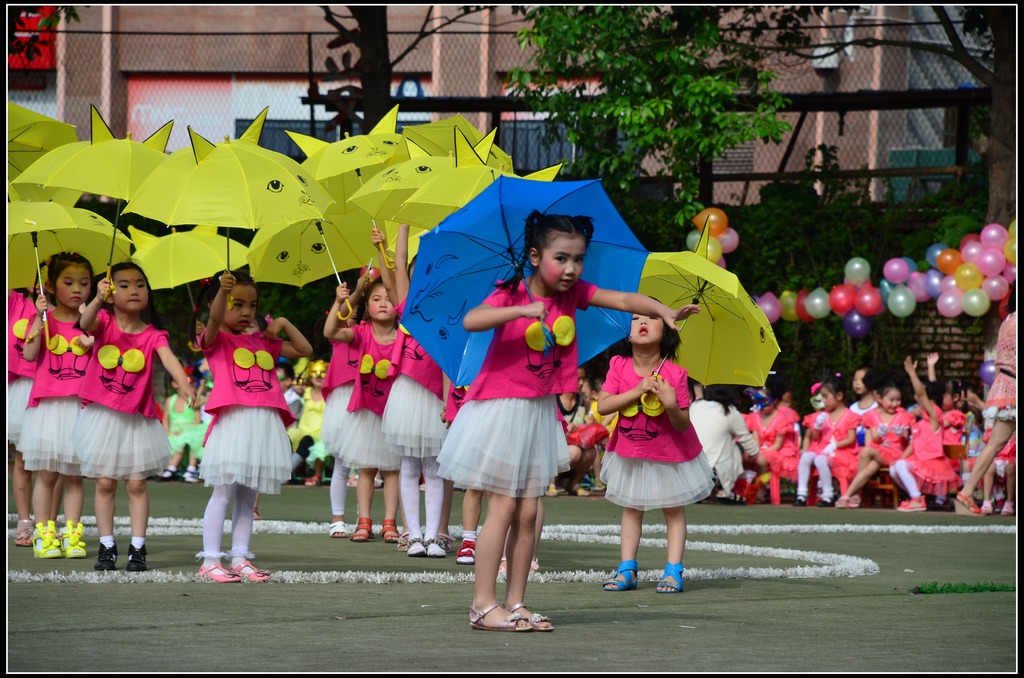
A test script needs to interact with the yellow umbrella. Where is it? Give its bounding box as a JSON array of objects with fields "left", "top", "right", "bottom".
[
  {"left": 346, "top": 152, "right": 455, "bottom": 223},
  {"left": 8, "top": 181, "right": 82, "bottom": 206},
  {"left": 245, "top": 207, "right": 376, "bottom": 288},
  {"left": 7, "top": 201, "right": 131, "bottom": 290},
  {"left": 7, "top": 102, "right": 78, "bottom": 179},
  {"left": 639, "top": 250, "right": 779, "bottom": 387},
  {"left": 286, "top": 104, "right": 403, "bottom": 182},
  {"left": 128, "top": 225, "right": 250, "bottom": 290},
  {"left": 123, "top": 108, "right": 335, "bottom": 271},
  {"left": 397, "top": 114, "right": 513, "bottom": 172}
]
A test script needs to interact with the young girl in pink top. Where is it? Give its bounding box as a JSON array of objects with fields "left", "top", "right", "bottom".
[
  {"left": 8, "top": 287, "right": 41, "bottom": 548},
  {"left": 892, "top": 356, "right": 962, "bottom": 512},
  {"left": 326, "top": 277, "right": 401, "bottom": 544},
  {"left": 835, "top": 374, "right": 915, "bottom": 508},
  {"left": 744, "top": 376, "right": 801, "bottom": 504},
  {"left": 76, "top": 262, "right": 196, "bottom": 572},
  {"left": 795, "top": 375, "right": 860, "bottom": 507},
  {"left": 18, "top": 253, "right": 94, "bottom": 559},
  {"left": 376, "top": 224, "right": 449, "bottom": 558},
  {"left": 438, "top": 211, "right": 697, "bottom": 632},
  {"left": 320, "top": 273, "right": 370, "bottom": 538},
  {"left": 192, "top": 270, "right": 312, "bottom": 582},
  {"left": 598, "top": 310, "right": 713, "bottom": 595}
]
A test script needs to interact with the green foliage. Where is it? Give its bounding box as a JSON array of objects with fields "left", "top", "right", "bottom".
[
  {"left": 913, "top": 581, "right": 1015, "bottom": 594},
  {"left": 507, "top": 6, "right": 792, "bottom": 227}
]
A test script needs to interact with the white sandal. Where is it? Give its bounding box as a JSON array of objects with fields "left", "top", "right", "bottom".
[{"left": 329, "top": 521, "right": 348, "bottom": 538}]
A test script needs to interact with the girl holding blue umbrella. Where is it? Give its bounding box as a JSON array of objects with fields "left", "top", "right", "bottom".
[{"left": 438, "top": 211, "right": 699, "bottom": 632}]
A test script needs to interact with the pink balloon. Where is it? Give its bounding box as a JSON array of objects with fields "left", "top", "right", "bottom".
[
  {"left": 982, "top": 275, "right": 1010, "bottom": 301},
  {"left": 907, "top": 271, "right": 930, "bottom": 302},
  {"left": 882, "top": 258, "right": 910, "bottom": 284},
  {"left": 937, "top": 288, "right": 964, "bottom": 318},
  {"left": 718, "top": 227, "right": 739, "bottom": 254},
  {"left": 959, "top": 240, "right": 985, "bottom": 264},
  {"left": 980, "top": 223, "right": 1010, "bottom": 249},
  {"left": 715, "top": 255, "right": 727, "bottom": 269},
  {"left": 757, "top": 292, "right": 781, "bottom": 324},
  {"left": 940, "top": 274, "right": 959, "bottom": 292},
  {"left": 1003, "top": 264, "right": 1017, "bottom": 284},
  {"left": 976, "top": 248, "right": 1007, "bottom": 277}
]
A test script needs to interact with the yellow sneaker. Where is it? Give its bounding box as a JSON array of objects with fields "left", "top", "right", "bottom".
[
  {"left": 33, "top": 521, "right": 63, "bottom": 559},
  {"left": 62, "top": 521, "right": 88, "bottom": 559}
]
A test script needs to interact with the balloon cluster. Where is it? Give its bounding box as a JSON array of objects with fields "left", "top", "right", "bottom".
[{"left": 686, "top": 207, "right": 739, "bottom": 267}]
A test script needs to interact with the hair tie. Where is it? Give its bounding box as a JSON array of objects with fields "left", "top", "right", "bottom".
[
  {"left": 834, "top": 372, "right": 842, "bottom": 378},
  {"left": 810, "top": 382, "right": 822, "bottom": 395}
]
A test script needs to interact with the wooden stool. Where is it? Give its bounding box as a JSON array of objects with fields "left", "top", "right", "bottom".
[{"left": 864, "top": 466, "right": 900, "bottom": 508}]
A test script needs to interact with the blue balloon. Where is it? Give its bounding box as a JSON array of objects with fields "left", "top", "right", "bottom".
[
  {"left": 926, "top": 243, "right": 949, "bottom": 269},
  {"left": 842, "top": 309, "right": 871, "bottom": 339},
  {"left": 901, "top": 256, "right": 919, "bottom": 274},
  {"left": 924, "top": 268, "right": 945, "bottom": 299},
  {"left": 879, "top": 279, "right": 893, "bottom": 307}
]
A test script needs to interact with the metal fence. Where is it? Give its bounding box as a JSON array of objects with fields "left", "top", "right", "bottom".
[{"left": 8, "top": 19, "right": 990, "bottom": 207}]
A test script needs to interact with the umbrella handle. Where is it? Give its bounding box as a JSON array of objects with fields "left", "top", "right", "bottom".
[
  {"left": 336, "top": 299, "right": 355, "bottom": 322},
  {"left": 377, "top": 242, "right": 396, "bottom": 270},
  {"left": 638, "top": 357, "right": 668, "bottom": 414},
  {"left": 102, "top": 265, "right": 116, "bottom": 302}
]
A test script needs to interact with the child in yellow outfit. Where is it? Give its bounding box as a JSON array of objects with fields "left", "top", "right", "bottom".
[{"left": 288, "top": 360, "right": 330, "bottom": 485}]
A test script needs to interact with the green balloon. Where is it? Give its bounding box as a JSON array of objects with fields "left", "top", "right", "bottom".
[
  {"left": 887, "top": 284, "right": 916, "bottom": 318},
  {"left": 961, "top": 288, "right": 991, "bottom": 317}
]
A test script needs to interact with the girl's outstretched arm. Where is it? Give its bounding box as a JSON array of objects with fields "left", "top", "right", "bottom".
[
  {"left": 324, "top": 284, "right": 356, "bottom": 344},
  {"left": 79, "top": 277, "right": 109, "bottom": 333},
  {"left": 463, "top": 300, "right": 546, "bottom": 332},
  {"left": 394, "top": 223, "right": 411, "bottom": 305},
  {"left": 157, "top": 347, "right": 197, "bottom": 405},
  {"left": 202, "top": 272, "right": 234, "bottom": 350},
  {"left": 21, "top": 292, "right": 48, "bottom": 362},
  {"left": 266, "top": 316, "right": 313, "bottom": 359},
  {"left": 904, "top": 356, "right": 938, "bottom": 432},
  {"left": 372, "top": 226, "right": 399, "bottom": 307},
  {"left": 590, "top": 288, "right": 700, "bottom": 329}
]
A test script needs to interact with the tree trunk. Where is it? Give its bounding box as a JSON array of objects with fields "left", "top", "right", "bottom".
[
  {"left": 350, "top": 6, "right": 392, "bottom": 131},
  {"left": 982, "top": 7, "right": 1015, "bottom": 227}
]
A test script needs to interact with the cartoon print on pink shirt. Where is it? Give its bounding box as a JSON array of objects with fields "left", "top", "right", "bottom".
[
  {"left": 359, "top": 353, "right": 392, "bottom": 398},
  {"left": 231, "top": 347, "right": 275, "bottom": 392},
  {"left": 11, "top": 317, "right": 31, "bottom": 361},
  {"left": 524, "top": 313, "right": 575, "bottom": 380},
  {"left": 46, "top": 333, "right": 91, "bottom": 380},
  {"left": 97, "top": 344, "right": 145, "bottom": 394},
  {"left": 616, "top": 399, "right": 663, "bottom": 442}
]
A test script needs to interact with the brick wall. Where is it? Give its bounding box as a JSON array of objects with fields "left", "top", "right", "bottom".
[{"left": 896, "top": 304, "right": 994, "bottom": 392}]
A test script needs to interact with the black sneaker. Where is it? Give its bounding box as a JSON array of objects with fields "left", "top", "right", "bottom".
[
  {"left": 95, "top": 543, "right": 118, "bottom": 571},
  {"left": 793, "top": 495, "right": 807, "bottom": 507},
  {"left": 817, "top": 497, "right": 835, "bottom": 508},
  {"left": 126, "top": 544, "right": 148, "bottom": 572}
]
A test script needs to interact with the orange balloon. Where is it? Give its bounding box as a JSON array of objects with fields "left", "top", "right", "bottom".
[
  {"left": 692, "top": 207, "right": 728, "bottom": 237},
  {"left": 935, "top": 248, "right": 964, "bottom": 276}
]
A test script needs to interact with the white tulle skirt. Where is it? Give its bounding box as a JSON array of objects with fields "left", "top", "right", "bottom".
[
  {"left": 382, "top": 375, "right": 447, "bottom": 459},
  {"left": 7, "top": 376, "right": 34, "bottom": 445},
  {"left": 75, "top": 404, "right": 170, "bottom": 480},
  {"left": 201, "top": 405, "right": 292, "bottom": 494},
  {"left": 335, "top": 407, "right": 401, "bottom": 471},
  {"left": 20, "top": 396, "right": 84, "bottom": 475},
  {"left": 601, "top": 450, "right": 716, "bottom": 511},
  {"left": 321, "top": 383, "right": 355, "bottom": 459},
  {"left": 437, "top": 397, "right": 570, "bottom": 498}
]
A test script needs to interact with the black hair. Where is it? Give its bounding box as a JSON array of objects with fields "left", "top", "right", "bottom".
[
  {"left": 764, "top": 372, "right": 788, "bottom": 402},
  {"left": 819, "top": 374, "right": 847, "bottom": 401},
  {"left": 872, "top": 373, "right": 902, "bottom": 399},
  {"left": 703, "top": 384, "right": 739, "bottom": 416},
  {"left": 498, "top": 211, "right": 595, "bottom": 292},
  {"left": 43, "top": 251, "right": 93, "bottom": 302},
  {"left": 95, "top": 261, "right": 164, "bottom": 330},
  {"left": 188, "top": 268, "right": 256, "bottom": 347},
  {"left": 855, "top": 365, "right": 879, "bottom": 392},
  {"left": 277, "top": 361, "right": 295, "bottom": 380},
  {"left": 612, "top": 309, "right": 681, "bottom": 361},
  {"left": 924, "top": 378, "right": 945, "bottom": 404}
]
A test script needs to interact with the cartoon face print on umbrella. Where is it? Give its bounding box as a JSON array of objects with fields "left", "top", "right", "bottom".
[
  {"left": 97, "top": 345, "right": 146, "bottom": 394},
  {"left": 46, "top": 333, "right": 91, "bottom": 380},
  {"left": 232, "top": 346, "right": 275, "bottom": 393},
  {"left": 358, "top": 354, "right": 392, "bottom": 399}
]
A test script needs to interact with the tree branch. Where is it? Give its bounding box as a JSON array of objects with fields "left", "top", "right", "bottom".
[{"left": 390, "top": 5, "right": 492, "bottom": 67}]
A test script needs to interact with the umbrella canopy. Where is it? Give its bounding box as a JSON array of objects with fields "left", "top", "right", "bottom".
[
  {"left": 7, "top": 201, "right": 131, "bottom": 289},
  {"left": 639, "top": 250, "right": 779, "bottom": 387},
  {"left": 346, "top": 152, "right": 455, "bottom": 223},
  {"left": 245, "top": 207, "right": 376, "bottom": 288},
  {"left": 404, "top": 176, "right": 649, "bottom": 386},
  {"left": 124, "top": 109, "right": 335, "bottom": 240},
  {"left": 8, "top": 181, "right": 82, "bottom": 207},
  {"left": 128, "top": 225, "right": 249, "bottom": 290},
  {"left": 13, "top": 104, "right": 172, "bottom": 202},
  {"left": 397, "top": 114, "right": 513, "bottom": 172},
  {"left": 7, "top": 102, "right": 78, "bottom": 179}
]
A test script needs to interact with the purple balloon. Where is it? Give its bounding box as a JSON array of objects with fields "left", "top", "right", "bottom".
[
  {"left": 907, "top": 271, "right": 930, "bottom": 302},
  {"left": 842, "top": 309, "right": 871, "bottom": 338},
  {"left": 924, "top": 268, "right": 944, "bottom": 299},
  {"left": 757, "top": 291, "right": 781, "bottom": 324},
  {"left": 979, "top": 360, "right": 997, "bottom": 386}
]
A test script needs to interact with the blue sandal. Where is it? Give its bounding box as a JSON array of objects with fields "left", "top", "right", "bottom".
[
  {"left": 656, "top": 562, "right": 684, "bottom": 593},
  {"left": 603, "top": 559, "right": 638, "bottom": 591}
]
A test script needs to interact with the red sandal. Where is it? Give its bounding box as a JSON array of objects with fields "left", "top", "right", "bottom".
[
  {"left": 381, "top": 519, "right": 400, "bottom": 544},
  {"left": 350, "top": 517, "right": 374, "bottom": 542}
]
